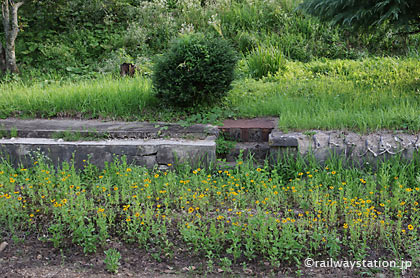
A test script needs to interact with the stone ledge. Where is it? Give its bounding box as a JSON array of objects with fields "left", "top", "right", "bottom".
[
  {"left": 0, "top": 119, "right": 218, "bottom": 140},
  {"left": 0, "top": 138, "right": 216, "bottom": 169}
]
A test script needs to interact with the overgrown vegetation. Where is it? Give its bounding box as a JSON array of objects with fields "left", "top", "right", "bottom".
[
  {"left": 0, "top": 0, "right": 418, "bottom": 130},
  {"left": 1, "top": 1, "right": 419, "bottom": 275},
  {"left": 1, "top": 57, "right": 419, "bottom": 132},
  {"left": 1, "top": 0, "right": 418, "bottom": 79},
  {"left": 0, "top": 154, "right": 419, "bottom": 275}
]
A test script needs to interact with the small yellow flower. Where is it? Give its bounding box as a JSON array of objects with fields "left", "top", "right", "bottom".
[
  {"left": 114, "top": 187, "right": 118, "bottom": 191},
  {"left": 331, "top": 171, "right": 336, "bottom": 175},
  {"left": 256, "top": 168, "right": 262, "bottom": 172},
  {"left": 343, "top": 223, "right": 348, "bottom": 229},
  {"left": 408, "top": 224, "right": 414, "bottom": 231},
  {"left": 188, "top": 207, "right": 194, "bottom": 213}
]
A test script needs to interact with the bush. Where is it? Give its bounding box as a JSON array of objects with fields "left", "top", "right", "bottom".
[{"left": 152, "top": 33, "right": 238, "bottom": 107}]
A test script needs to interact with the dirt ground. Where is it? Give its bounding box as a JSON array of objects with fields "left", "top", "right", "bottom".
[{"left": 0, "top": 235, "right": 414, "bottom": 278}]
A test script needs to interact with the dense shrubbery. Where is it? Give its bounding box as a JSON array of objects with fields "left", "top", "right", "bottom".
[
  {"left": 2, "top": 0, "right": 418, "bottom": 79},
  {"left": 152, "top": 33, "right": 237, "bottom": 107}
]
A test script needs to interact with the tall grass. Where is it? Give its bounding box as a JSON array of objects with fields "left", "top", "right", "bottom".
[
  {"left": 0, "top": 75, "right": 155, "bottom": 119},
  {"left": 229, "top": 57, "right": 420, "bottom": 132},
  {"left": 1, "top": 57, "right": 419, "bottom": 132}
]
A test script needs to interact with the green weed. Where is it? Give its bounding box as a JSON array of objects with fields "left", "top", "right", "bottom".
[{"left": 104, "top": 248, "right": 121, "bottom": 273}]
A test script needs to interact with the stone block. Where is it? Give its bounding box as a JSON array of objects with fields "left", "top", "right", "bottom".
[{"left": 268, "top": 132, "right": 299, "bottom": 147}]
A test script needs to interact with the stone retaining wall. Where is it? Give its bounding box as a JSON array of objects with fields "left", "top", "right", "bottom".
[
  {"left": 0, "top": 138, "right": 216, "bottom": 169},
  {"left": 269, "top": 131, "right": 420, "bottom": 164}
]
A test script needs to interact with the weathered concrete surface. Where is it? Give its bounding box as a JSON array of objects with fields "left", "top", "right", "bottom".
[
  {"left": 0, "top": 119, "right": 218, "bottom": 140},
  {"left": 0, "top": 138, "right": 215, "bottom": 169},
  {"left": 270, "top": 130, "right": 420, "bottom": 164}
]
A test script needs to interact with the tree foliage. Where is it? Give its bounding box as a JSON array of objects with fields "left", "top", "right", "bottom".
[{"left": 300, "top": 0, "right": 420, "bottom": 34}]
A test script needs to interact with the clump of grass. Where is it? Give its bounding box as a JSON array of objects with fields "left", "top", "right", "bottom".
[{"left": 245, "top": 45, "right": 286, "bottom": 79}]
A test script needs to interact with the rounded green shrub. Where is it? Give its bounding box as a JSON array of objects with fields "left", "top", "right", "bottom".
[{"left": 152, "top": 33, "right": 238, "bottom": 107}]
